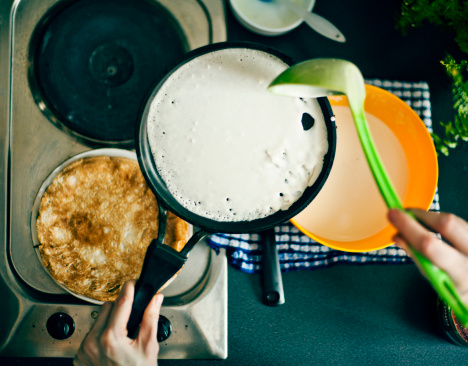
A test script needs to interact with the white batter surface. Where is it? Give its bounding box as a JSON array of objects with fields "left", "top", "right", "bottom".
[{"left": 147, "top": 48, "right": 329, "bottom": 222}]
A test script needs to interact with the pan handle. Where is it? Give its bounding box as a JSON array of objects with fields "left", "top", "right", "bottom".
[
  {"left": 127, "top": 207, "right": 169, "bottom": 339},
  {"left": 127, "top": 207, "right": 209, "bottom": 339},
  {"left": 261, "top": 229, "right": 285, "bottom": 306}
]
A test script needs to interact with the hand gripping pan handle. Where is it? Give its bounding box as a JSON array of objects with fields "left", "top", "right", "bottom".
[{"left": 127, "top": 208, "right": 207, "bottom": 339}]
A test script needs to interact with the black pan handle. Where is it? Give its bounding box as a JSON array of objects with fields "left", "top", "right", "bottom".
[
  {"left": 127, "top": 207, "right": 209, "bottom": 339},
  {"left": 261, "top": 229, "right": 285, "bottom": 306},
  {"left": 127, "top": 207, "right": 169, "bottom": 339}
]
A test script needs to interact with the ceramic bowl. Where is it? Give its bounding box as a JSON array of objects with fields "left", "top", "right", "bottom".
[{"left": 229, "top": 0, "right": 315, "bottom": 36}]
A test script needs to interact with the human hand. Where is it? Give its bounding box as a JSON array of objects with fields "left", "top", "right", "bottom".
[
  {"left": 388, "top": 208, "right": 468, "bottom": 306},
  {"left": 74, "top": 280, "right": 163, "bottom": 366}
]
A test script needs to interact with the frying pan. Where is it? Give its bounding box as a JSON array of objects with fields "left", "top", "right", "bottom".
[{"left": 128, "top": 42, "right": 336, "bottom": 338}]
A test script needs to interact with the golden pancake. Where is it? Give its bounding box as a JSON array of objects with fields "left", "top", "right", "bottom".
[{"left": 36, "top": 156, "right": 189, "bottom": 302}]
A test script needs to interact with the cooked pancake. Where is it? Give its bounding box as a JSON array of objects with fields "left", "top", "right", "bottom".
[{"left": 36, "top": 156, "right": 189, "bottom": 302}]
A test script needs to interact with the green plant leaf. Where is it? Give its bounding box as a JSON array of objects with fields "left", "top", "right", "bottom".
[{"left": 398, "top": 2, "right": 468, "bottom": 156}]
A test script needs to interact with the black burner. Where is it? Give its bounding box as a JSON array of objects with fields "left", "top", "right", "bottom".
[
  {"left": 89, "top": 43, "right": 134, "bottom": 87},
  {"left": 29, "top": 0, "right": 188, "bottom": 145}
]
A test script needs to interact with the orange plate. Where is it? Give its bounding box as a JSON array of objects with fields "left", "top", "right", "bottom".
[{"left": 291, "top": 85, "right": 438, "bottom": 252}]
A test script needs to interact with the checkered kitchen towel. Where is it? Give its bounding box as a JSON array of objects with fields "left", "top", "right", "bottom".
[{"left": 207, "top": 79, "right": 440, "bottom": 274}]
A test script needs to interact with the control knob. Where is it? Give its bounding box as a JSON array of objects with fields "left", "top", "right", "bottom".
[
  {"left": 46, "top": 312, "right": 75, "bottom": 340},
  {"left": 157, "top": 315, "right": 172, "bottom": 342}
]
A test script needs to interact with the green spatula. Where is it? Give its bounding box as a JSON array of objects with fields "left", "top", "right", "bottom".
[{"left": 268, "top": 58, "right": 468, "bottom": 326}]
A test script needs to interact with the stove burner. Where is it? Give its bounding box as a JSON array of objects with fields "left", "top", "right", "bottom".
[
  {"left": 89, "top": 43, "right": 134, "bottom": 87},
  {"left": 29, "top": 0, "right": 188, "bottom": 145}
]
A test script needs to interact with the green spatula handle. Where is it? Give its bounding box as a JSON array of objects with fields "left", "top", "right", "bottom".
[
  {"left": 410, "top": 248, "right": 468, "bottom": 326},
  {"left": 352, "top": 109, "right": 468, "bottom": 327}
]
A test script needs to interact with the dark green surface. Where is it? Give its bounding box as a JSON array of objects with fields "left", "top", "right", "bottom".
[
  {"left": 166, "top": 266, "right": 466, "bottom": 366},
  {"left": 2, "top": 0, "right": 468, "bottom": 364}
]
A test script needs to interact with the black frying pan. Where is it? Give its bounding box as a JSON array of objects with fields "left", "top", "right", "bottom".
[{"left": 127, "top": 42, "right": 337, "bottom": 338}]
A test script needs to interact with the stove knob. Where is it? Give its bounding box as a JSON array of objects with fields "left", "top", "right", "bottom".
[
  {"left": 157, "top": 315, "right": 172, "bottom": 342},
  {"left": 46, "top": 312, "right": 75, "bottom": 340}
]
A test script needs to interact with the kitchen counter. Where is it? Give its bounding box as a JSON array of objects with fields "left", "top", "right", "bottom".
[{"left": 2, "top": 0, "right": 468, "bottom": 365}]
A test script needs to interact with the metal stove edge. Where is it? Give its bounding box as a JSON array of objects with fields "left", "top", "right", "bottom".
[{"left": 0, "top": 0, "right": 228, "bottom": 359}]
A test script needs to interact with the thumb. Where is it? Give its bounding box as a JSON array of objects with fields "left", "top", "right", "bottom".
[{"left": 136, "top": 293, "right": 164, "bottom": 349}]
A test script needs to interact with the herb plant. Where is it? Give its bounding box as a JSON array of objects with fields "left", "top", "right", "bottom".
[{"left": 397, "top": 0, "right": 468, "bottom": 155}]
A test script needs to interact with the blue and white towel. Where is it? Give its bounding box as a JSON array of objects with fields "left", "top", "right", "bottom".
[{"left": 207, "top": 79, "right": 440, "bottom": 274}]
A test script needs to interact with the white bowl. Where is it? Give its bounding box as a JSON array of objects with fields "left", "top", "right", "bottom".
[{"left": 229, "top": 0, "right": 315, "bottom": 36}]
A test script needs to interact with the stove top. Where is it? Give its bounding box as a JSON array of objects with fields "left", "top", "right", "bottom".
[
  {"left": 0, "top": 0, "right": 228, "bottom": 359},
  {"left": 30, "top": 0, "right": 190, "bottom": 144}
]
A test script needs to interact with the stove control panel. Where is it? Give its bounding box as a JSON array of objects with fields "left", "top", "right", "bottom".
[{"left": 46, "top": 312, "right": 75, "bottom": 340}]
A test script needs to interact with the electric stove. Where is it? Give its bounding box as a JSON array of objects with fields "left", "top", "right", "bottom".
[{"left": 0, "top": 0, "right": 228, "bottom": 359}]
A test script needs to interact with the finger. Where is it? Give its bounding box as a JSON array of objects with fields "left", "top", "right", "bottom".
[
  {"left": 409, "top": 209, "right": 468, "bottom": 255},
  {"left": 74, "top": 344, "right": 94, "bottom": 366},
  {"left": 89, "top": 301, "right": 114, "bottom": 336},
  {"left": 392, "top": 234, "right": 435, "bottom": 281},
  {"left": 137, "top": 293, "right": 164, "bottom": 350},
  {"left": 388, "top": 209, "right": 467, "bottom": 282},
  {"left": 106, "top": 280, "right": 136, "bottom": 336},
  {"left": 392, "top": 234, "right": 410, "bottom": 254},
  {"left": 76, "top": 301, "right": 113, "bottom": 365},
  {"left": 72, "top": 355, "right": 86, "bottom": 366}
]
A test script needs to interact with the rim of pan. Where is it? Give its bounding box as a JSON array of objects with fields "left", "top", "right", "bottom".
[{"left": 136, "top": 41, "right": 337, "bottom": 234}]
